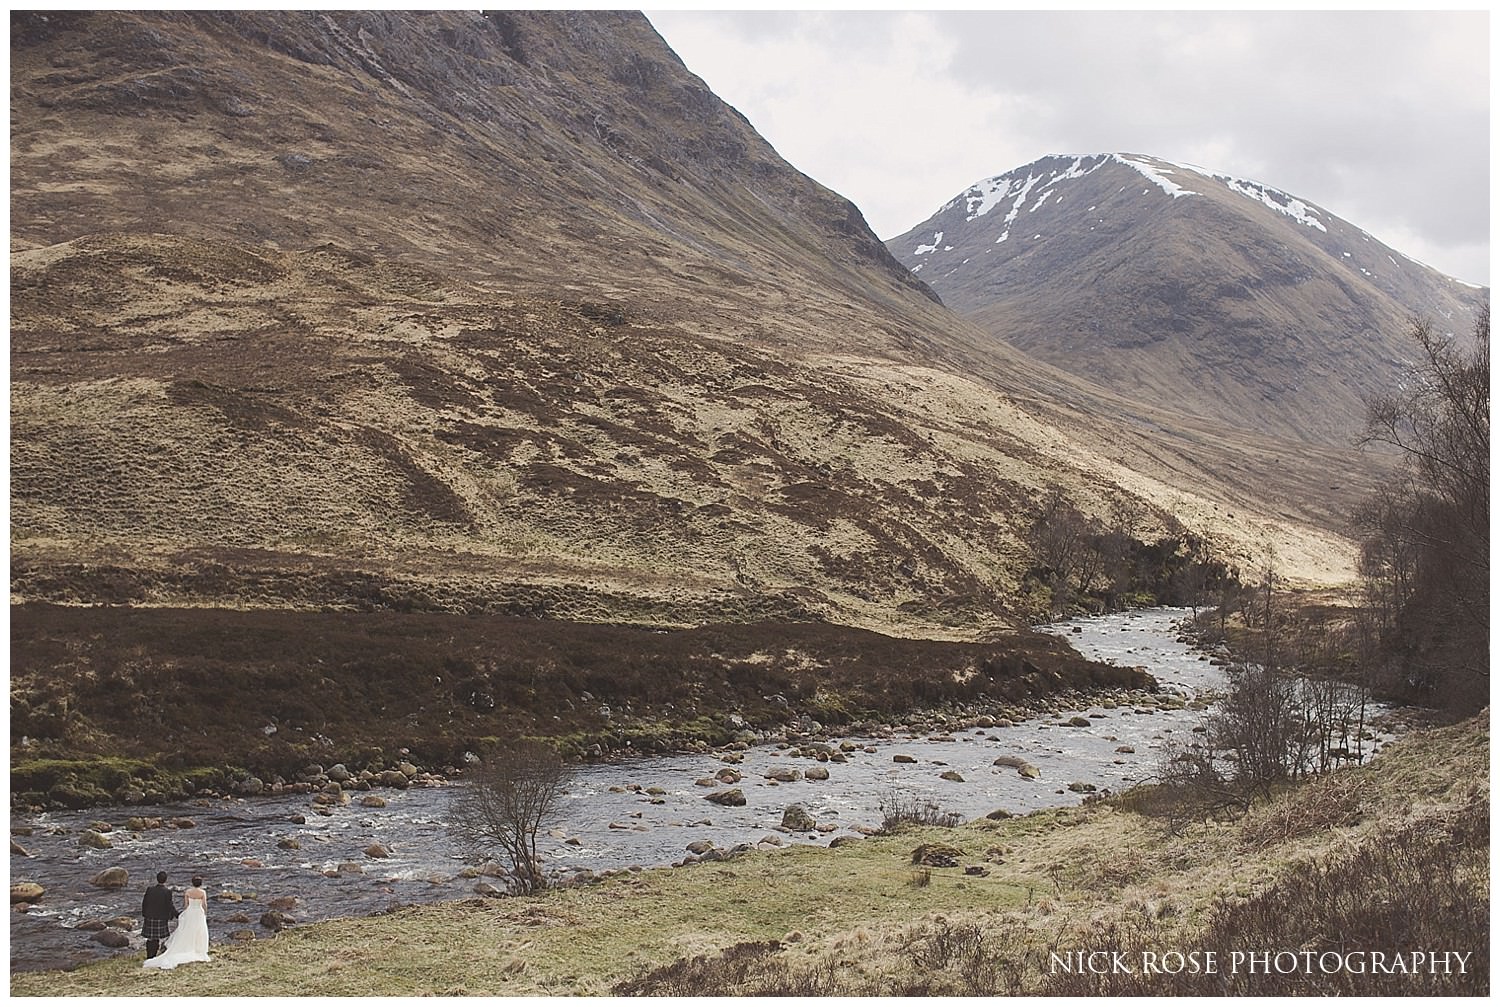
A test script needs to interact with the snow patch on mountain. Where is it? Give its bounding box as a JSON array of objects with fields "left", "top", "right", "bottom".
[
  {"left": 913, "top": 231, "right": 944, "bottom": 256},
  {"left": 942, "top": 155, "right": 1110, "bottom": 229},
  {"left": 1111, "top": 154, "right": 1197, "bottom": 198},
  {"left": 1176, "top": 161, "right": 1329, "bottom": 232}
]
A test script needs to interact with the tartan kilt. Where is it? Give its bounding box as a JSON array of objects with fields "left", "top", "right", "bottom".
[{"left": 142, "top": 917, "right": 172, "bottom": 941}]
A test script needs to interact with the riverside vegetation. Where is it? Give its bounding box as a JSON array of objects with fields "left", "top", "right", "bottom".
[{"left": 10, "top": 714, "right": 1485, "bottom": 996}]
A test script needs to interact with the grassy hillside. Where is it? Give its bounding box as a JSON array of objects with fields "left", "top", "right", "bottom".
[
  {"left": 12, "top": 715, "right": 1485, "bottom": 996},
  {"left": 12, "top": 12, "right": 1381, "bottom": 644}
]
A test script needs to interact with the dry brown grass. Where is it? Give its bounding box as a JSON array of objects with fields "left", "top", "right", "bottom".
[{"left": 12, "top": 13, "right": 1378, "bottom": 642}]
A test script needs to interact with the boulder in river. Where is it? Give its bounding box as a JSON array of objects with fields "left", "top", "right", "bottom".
[
  {"left": 267, "top": 896, "right": 298, "bottom": 911},
  {"left": 90, "top": 867, "right": 129, "bottom": 890},
  {"left": 892, "top": 754, "right": 917, "bottom": 764},
  {"left": 804, "top": 765, "right": 830, "bottom": 781},
  {"left": 11, "top": 840, "right": 32, "bottom": 857},
  {"left": 686, "top": 840, "right": 715, "bottom": 855},
  {"left": 360, "top": 795, "right": 388, "bottom": 808},
  {"left": 715, "top": 768, "right": 742, "bottom": 784},
  {"left": 364, "top": 843, "right": 391, "bottom": 859},
  {"left": 706, "top": 788, "right": 746, "bottom": 807},
  {"left": 277, "top": 837, "right": 302, "bottom": 851},
  {"left": 939, "top": 770, "right": 965, "bottom": 783},
  {"left": 78, "top": 830, "right": 112, "bottom": 850},
  {"left": 765, "top": 767, "right": 801, "bottom": 783},
  {"left": 992, "top": 755, "right": 1026, "bottom": 768},
  {"left": 780, "top": 804, "right": 816, "bottom": 832},
  {"left": 11, "top": 883, "right": 44, "bottom": 903},
  {"left": 260, "top": 910, "right": 293, "bottom": 931},
  {"left": 94, "top": 928, "right": 130, "bottom": 948}
]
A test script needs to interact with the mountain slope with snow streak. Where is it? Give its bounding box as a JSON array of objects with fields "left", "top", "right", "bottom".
[{"left": 891, "top": 153, "right": 1486, "bottom": 444}]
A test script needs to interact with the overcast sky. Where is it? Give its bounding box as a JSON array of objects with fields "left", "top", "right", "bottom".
[{"left": 645, "top": 10, "right": 1490, "bottom": 286}]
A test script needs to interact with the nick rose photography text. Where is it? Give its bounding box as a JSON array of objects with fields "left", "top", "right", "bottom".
[{"left": 1050, "top": 950, "right": 1475, "bottom": 977}]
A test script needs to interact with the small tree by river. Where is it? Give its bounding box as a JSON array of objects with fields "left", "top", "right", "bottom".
[{"left": 448, "top": 740, "right": 572, "bottom": 892}]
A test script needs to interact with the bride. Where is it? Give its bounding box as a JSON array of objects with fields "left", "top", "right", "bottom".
[{"left": 142, "top": 876, "right": 211, "bottom": 970}]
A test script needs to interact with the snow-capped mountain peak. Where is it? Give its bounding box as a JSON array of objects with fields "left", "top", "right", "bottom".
[{"left": 888, "top": 152, "right": 1486, "bottom": 444}]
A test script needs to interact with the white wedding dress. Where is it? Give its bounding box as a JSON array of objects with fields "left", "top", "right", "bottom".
[{"left": 143, "top": 895, "right": 211, "bottom": 970}]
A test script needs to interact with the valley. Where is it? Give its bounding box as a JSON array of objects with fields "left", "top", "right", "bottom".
[{"left": 8, "top": 10, "right": 1487, "bottom": 996}]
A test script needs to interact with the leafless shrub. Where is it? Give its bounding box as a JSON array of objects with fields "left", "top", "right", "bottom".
[
  {"left": 877, "top": 790, "right": 962, "bottom": 833},
  {"left": 1237, "top": 772, "right": 1367, "bottom": 850},
  {"left": 447, "top": 740, "right": 571, "bottom": 893}
]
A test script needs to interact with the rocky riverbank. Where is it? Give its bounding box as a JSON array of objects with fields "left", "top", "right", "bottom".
[
  {"left": 12, "top": 679, "right": 1180, "bottom": 814},
  {"left": 11, "top": 603, "right": 1152, "bottom": 812}
]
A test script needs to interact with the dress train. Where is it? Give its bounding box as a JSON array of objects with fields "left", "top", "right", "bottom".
[{"left": 143, "top": 901, "right": 210, "bottom": 970}]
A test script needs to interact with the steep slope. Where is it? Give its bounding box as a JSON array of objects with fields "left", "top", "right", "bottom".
[
  {"left": 12, "top": 14, "right": 1372, "bottom": 646},
  {"left": 889, "top": 153, "right": 1487, "bottom": 444}
]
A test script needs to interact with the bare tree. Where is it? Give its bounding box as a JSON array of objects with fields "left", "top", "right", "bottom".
[
  {"left": 1357, "top": 306, "right": 1489, "bottom": 710},
  {"left": 449, "top": 740, "right": 572, "bottom": 892}
]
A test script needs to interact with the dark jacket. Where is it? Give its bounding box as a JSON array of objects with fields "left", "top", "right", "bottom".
[{"left": 141, "top": 883, "right": 180, "bottom": 921}]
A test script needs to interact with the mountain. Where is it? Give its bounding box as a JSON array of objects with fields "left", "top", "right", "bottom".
[
  {"left": 12, "top": 14, "right": 1372, "bottom": 647},
  {"left": 887, "top": 153, "right": 1487, "bottom": 444}
]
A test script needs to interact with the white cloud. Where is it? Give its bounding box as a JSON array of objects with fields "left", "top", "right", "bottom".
[{"left": 647, "top": 10, "right": 1489, "bottom": 285}]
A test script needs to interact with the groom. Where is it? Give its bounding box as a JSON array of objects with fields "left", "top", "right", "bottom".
[{"left": 141, "top": 871, "right": 179, "bottom": 960}]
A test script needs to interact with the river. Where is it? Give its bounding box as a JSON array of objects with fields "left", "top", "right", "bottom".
[{"left": 8, "top": 608, "right": 1399, "bottom": 972}]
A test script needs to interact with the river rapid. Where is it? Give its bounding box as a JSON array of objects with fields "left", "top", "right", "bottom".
[{"left": 8, "top": 608, "right": 1399, "bottom": 973}]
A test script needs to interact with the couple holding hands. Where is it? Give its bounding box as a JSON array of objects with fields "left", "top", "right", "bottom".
[{"left": 141, "top": 871, "right": 211, "bottom": 970}]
